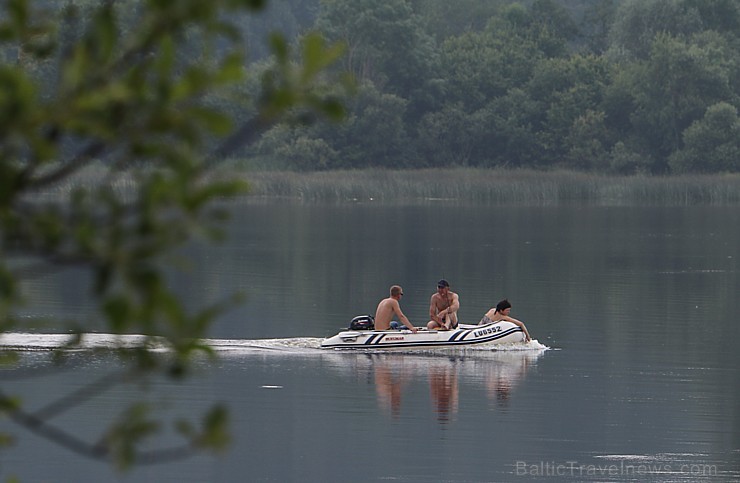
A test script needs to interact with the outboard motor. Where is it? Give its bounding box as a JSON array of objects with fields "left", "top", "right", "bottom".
[{"left": 349, "top": 315, "right": 375, "bottom": 330}]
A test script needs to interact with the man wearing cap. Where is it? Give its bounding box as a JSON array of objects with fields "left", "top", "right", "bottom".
[{"left": 426, "top": 279, "right": 460, "bottom": 331}]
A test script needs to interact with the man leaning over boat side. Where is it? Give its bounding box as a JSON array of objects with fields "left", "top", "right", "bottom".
[
  {"left": 375, "top": 285, "right": 418, "bottom": 333},
  {"left": 479, "top": 298, "right": 531, "bottom": 342},
  {"left": 426, "top": 279, "right": 460, "bottom": 331}
]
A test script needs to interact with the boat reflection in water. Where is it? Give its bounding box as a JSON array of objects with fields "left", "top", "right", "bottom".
[
  {"left": 338, "top": 348, "right": 547, "bottom": 423},
  {"left": 428, "top": 363, "right": 459, "bottom": 422}
]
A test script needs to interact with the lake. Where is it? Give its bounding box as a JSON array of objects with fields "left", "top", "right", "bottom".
[{"left": 2, "top": 201, "right": 739, "bottom": 482}]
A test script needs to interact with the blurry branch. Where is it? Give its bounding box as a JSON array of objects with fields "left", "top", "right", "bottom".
[
  {"left": 2, "top": 390, "right": 109, "bottom": 460},
  {"left": 0, "top": 361, "right": 229, "bottom": 468},
  {"left": 0, "top": 0, "right": 347, "bottom": 471},
  {"left": 208, "top": 115, "right": 270, "bottom": 166},
  {"left": 26, "top": 141, "right": 106, "bottom": 192},
  {"left": 1, "top": 387, "right": 211, "bottom": 467},
  {"left": 30, "top": 369, "right": 126, "bottom": 421}
]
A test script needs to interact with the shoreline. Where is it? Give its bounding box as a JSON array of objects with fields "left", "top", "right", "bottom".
[
  {"left": 36, "top": 167, "right": 740, "bottom": 206},
  {"left": 242, "top": 168, "right": 740, "bottom": 205}
]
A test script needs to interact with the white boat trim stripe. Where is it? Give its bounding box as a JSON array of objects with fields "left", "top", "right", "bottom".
[{"left": 322, "top": 326, "right": 522, "bottom": 350}]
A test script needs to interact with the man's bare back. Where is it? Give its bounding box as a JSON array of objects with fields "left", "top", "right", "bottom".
[{"left": 374, "top": 285, "right": 417, "bottom": 332}]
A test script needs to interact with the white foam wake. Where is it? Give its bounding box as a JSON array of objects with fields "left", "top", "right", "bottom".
[{"left": 0, "top": 332, "right": 550, "bottom": 355}]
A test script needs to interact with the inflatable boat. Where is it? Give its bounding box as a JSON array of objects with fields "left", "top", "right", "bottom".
[{"left": 320, "top": 320, "right": 526, "bottom": 350}]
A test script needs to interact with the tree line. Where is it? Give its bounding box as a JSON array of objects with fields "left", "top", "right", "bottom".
[{"left": 245, "top": 0, "right": 740, "bottom": 174}]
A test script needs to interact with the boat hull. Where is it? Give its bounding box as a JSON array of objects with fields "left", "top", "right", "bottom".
[{"left": 320, "top": 321, "right": 525, "bottom": 350}]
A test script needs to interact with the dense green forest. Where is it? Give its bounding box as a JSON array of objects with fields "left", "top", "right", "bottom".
[
  {"left": 240, "top": 0, "right": 740, "bottom": 174},
  {"left": 9, "top": 0, "right": 740, "bottom": 174}
]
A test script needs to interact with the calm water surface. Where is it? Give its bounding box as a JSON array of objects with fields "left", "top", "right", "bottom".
[{"left": 3, "top": 202, "right": 739, "bottom": 482}]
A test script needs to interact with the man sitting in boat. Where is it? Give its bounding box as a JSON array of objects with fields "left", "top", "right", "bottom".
[
  {"left": 426, "top": 279, "right": 460, "bottom": 331},
  {"left": 374, "top": 285, "right": 418, "bottom": 333},
  {"left": 480, "top": 299, "right": 531, "bottom": 341}
]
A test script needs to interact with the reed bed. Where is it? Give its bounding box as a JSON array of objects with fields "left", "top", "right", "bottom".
[
  {"left": 31, "top": 167, "right": 740, "bottom": 206},
  {"left": 245, "top": 169, "right": 740, "bottom": 205}
]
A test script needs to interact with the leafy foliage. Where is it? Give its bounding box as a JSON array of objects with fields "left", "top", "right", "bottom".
[
  {"left": 0, "top": 0, "right": 346, "bottom": 471},
  {"left": 669, "top": 102, "right": 740, "bottom": 172},
  {"left": 258, "top": 0, "right": 740, "bottom": 174}
]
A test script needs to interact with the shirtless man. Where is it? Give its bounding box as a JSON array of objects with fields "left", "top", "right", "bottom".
[
  {"left": 426, "top": 279, "right": 460, "bottom": 331},
  {"left": 374, "top": 285, "right": 418, "bottom": 333}
]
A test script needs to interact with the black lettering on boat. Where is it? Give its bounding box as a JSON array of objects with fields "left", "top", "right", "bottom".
[{"left": 474, "top": 326, "right": 502, "bottom": 337}]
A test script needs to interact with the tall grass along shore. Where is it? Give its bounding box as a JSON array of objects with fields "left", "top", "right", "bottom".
[
  {"left": 36, "top": 167, "right": 740, "bottom": 206},
  {"left": 244, "top": 169, "right": 740, "bottom": 205}
]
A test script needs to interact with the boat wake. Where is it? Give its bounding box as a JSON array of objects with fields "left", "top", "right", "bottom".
[{"left": 0, "top": 332, "right": 550, "bottom": 356}]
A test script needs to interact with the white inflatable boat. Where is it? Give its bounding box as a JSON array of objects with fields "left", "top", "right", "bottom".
[{"left": 320, "top": 320, "right": 526, "bottom": 350}]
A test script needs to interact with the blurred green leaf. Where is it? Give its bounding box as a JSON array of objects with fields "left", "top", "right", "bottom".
[
  {"left": 105, "top": 403, "right": 161, "bottom": 470},
  {"left": 0, "top": 396, "right": 21, "bottom": 412},
  {"left": 0, "top": 351, "right": 19, "bottom": 367},
  {"left": 0, "top": 0, "right": 347, "bottom": 473},
  {"left": 90, "top": 3, "right": 118, "bottom": 65},
  {"left": 103, "top": 295, "right": 132, "bottom": 333},
  {"left": 0, "top": 431, "right": 16, "bottom": 448},
  {"left": 195, "top": 405, "right": 230, "bottom": 451}
]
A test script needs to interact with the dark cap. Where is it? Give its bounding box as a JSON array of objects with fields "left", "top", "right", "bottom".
[{"left": 437, "top": 279, "right": 450, "bottom": 288}]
